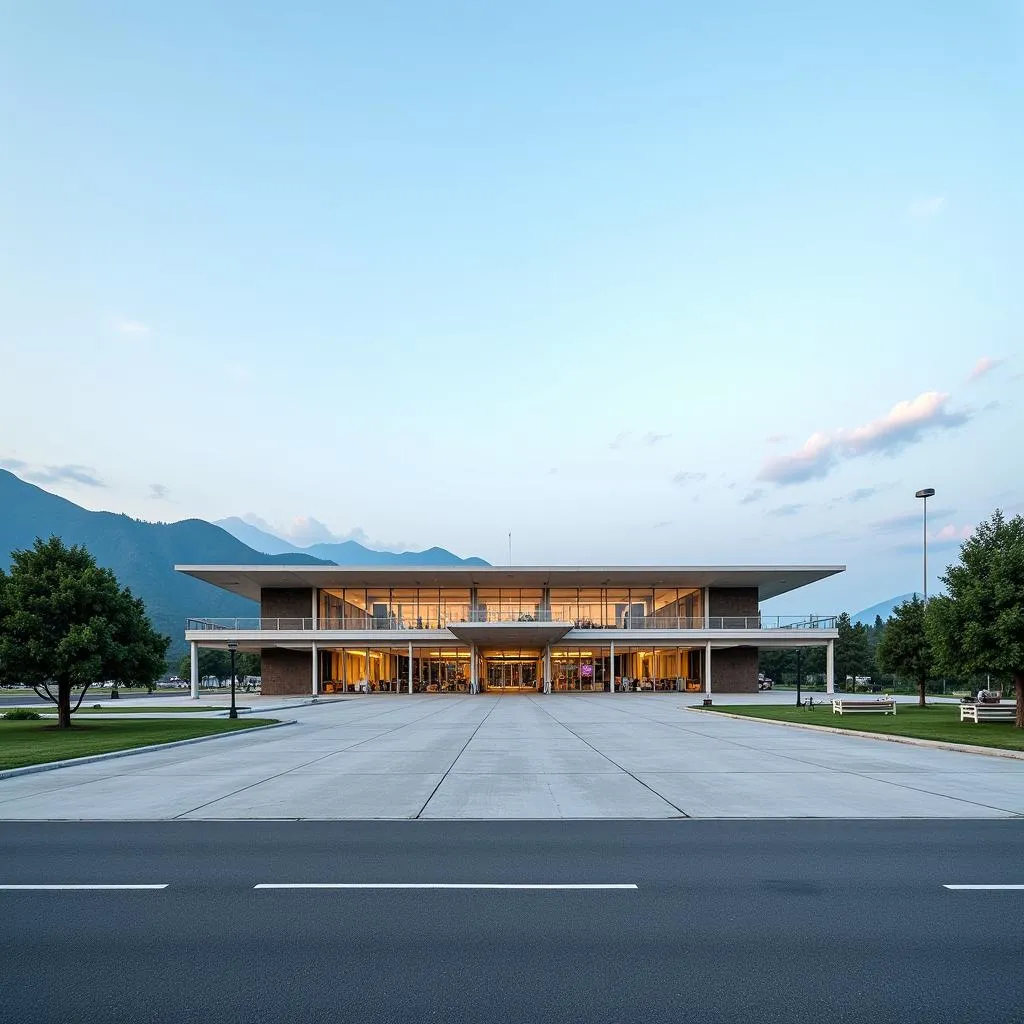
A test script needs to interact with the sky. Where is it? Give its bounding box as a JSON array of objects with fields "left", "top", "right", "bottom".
[{"left": 1, "top": 1, "right": 1022, "bottom": 615}]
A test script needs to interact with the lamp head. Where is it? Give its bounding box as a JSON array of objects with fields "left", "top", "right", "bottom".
[{"left": 915, "top": 488, "right": 935, "bottom": 499}]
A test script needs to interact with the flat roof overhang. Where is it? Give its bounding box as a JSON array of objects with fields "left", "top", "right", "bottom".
[
  {"left": 446, "top": 621, "right": 573, "bottom": 646},
  {"left": 175, "top": 564, "right": 845, "bottom": 602}
]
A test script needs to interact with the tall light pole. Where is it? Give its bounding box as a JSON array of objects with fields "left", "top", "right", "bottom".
[
  {"left": 915, "top": 488, "right": 935, "bottom": 603},
  {"left": 227, "top": 640, "right": 238, "bottom": 720}
]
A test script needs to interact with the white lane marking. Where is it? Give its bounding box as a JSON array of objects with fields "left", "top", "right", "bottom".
[
  {"left": 254, "top": 883, "right": 638, "bottom": 890},
  {"left": 944, "top": 884, "right": 1024, "bottom": 890},
  {"left": 0, "top": 884, "right": 169, "bottom": 891}
]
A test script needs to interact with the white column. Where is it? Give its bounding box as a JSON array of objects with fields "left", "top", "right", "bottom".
[
  {"left": 190, "top": 640, "right": 199, "bottom": 700},
  {"left": 470, "top": 644, "right": 478, "bottom": 694},
  {"left": 677, "top": 647, "right": 682, "bottom": 692},
  {"left": 311, "top": 641, "right": 319, "bottom": 696},
  {"left": 311, "top": 588, "right": 318, "bottom": 629},
  {"left": 609, "top": 640, "right": 615, "bottom": 694},
  {"left": 408, "top": 640, "right": 414, "bottom": 694},
  {"left": 341, "top": 648, "right": 347, "bottom": 692},
  {"left": 543, "top": 644, "right": 552, "bottom": 694},
  {"left": 703, "top": 587, "right": 710, "bottom": 628},
  {"left": 705, "top": 642, "right": 712, "bottom": 695},
  {"left": 826, "top": 639, "right": 835, "bottom": 695}
]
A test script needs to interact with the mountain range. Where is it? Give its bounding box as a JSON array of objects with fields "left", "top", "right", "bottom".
[
  {"left": 216, "top": 516, "right": 489, "bottom": 566},
  {"left": 851, "top": 593, "right": 918, "bottom": 625},
  {"left": 0, "top": 470, "right": 486, "bottom": 659}
]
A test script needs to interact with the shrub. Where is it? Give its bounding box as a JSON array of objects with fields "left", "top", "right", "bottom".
[{"left": 4, "top": 708, "right": 42, "bottom": 720}]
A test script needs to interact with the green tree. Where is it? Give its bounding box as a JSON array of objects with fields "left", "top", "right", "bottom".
[
  {"left": 876, "top": 596, "right": 932, "bottom": 707},
  {"left": 835, "top": 612, "right": 873, "bottom": 686},
  {"left": 927, "top": 510, "right": 1024, "bottom": 727},
  {"left": 0, "top": 537, "right": 170, "bottom": 727},
  {"left": 175, "top": 650, "right": 261, "bottom": 682}
]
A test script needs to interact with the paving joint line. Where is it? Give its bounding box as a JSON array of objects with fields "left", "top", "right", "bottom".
[
  {"left": 414, "top": 698, "right": 500, "bottom": 818},
  {"left": 526, "top": 696, "right": 689, "bottom": 817}
]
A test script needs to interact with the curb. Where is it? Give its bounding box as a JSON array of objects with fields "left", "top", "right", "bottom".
[
  {"left": 687, "top": 708, "right": 1024, "bottom": 761},
  {"left": 0, "top": 719, "right": 295, "bottom": 781}
]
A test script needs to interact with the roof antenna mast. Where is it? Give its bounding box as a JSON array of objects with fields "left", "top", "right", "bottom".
[{"left": 508, "top": 532, "right": 512, "bottom": 566}]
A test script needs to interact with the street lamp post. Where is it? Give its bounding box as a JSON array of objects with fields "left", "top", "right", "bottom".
[
  {"left": 915, "top": 488, "right": 936, "bottom": 603},
  {"left": 795, "top": 647, "right": 803, "bottom": 708},
  {"left": 227, "top": 640, "right": 238, "bottom": 720}
]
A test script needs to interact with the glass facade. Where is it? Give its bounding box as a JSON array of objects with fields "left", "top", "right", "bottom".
[
  {"left": 317, "top": 644, "right": 704, "bottom": 694},
  {"left": 318, "top": 587, "right": 703, "bottom": 629}
]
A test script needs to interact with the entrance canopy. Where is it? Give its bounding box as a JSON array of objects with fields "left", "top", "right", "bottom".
[{"left": 446, "top": 621, "right": 573, "bottom": 647}]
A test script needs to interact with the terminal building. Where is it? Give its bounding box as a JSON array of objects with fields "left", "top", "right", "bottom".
[{"left": 178, "top": 564, "right": 843, "bottom": 696}]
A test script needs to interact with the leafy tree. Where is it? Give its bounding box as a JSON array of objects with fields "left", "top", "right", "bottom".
[
  {"left": 876, "top": 596, "right": 932, "bottom": 707},
  {"left": 835, "top": 612, "right": 873, "bottom": 685},
  {"left": 0, "top": 537, "right": 170, "bottom": 727},
  {"left": 928, "top": 510, "right": 1024, "bottom": 727},
  {"left": 175, "top": 649, "right": 261, "bottom": 682}
]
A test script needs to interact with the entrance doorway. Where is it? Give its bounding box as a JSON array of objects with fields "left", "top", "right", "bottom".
[{"left": 484, "top": 653, "right": 540, "bottom": 692}]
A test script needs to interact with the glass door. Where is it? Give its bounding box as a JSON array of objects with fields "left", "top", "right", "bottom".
[{"left": 485, "top": 655, "right": 540, "bottom": 691}]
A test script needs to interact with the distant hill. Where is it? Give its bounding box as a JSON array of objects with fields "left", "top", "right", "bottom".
[
  {"left": 216, "top": 516, "right": 302, "bottom": 555},
  {"left": 217, "top": 518, "right": 489, "bottom": 566},
  {"left": 852, "top": 593, "right": 919, "bottom": 625},
  {"left": 0, "top": 470, "right": 330, "bottom": 659}
]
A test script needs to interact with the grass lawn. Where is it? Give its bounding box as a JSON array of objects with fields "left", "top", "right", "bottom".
[
  {"left": 7, "top": 706, "right": 239, "bottom": 715},
  {"left": 698, "top": 703, "right": 1024, "bottom": 753},
  {"left": 0, "top": 718, "right": 278, "bottom": 771}
]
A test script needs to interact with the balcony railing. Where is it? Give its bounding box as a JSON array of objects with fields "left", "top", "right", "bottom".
[{"left": 185, "top": 614, "right": 837, "bottom": 632}]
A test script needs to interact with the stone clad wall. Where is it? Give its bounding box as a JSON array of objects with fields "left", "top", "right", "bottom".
[
  {"left": 261, "top": 648, "right": 311, "bottom": 695},
  {"left": 707, "top": 587, "right": 758, "bottom": 618},
  {"left": 711, "top": 646, "right": 758, "bottom": 692},
  {"left": 260, "top": 588, "right": 313, "bottom": 621}
]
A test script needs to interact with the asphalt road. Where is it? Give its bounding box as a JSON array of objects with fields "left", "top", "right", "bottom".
[{"left": 2, "top": 820, "right": 1023, "bottom": 1023}]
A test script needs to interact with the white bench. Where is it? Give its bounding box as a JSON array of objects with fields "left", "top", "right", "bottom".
[
  {"left": 960, "top": 704, "right": 1017, "bottom": 723},
  {"left": 832, "top": 699, "right": 896, "bottom": 716}
]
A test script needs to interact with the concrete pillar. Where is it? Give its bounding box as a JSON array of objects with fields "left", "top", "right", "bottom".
[
  {"left": 341, "top": 647, "right": 347, "bottom": 692},
  {"left": 703, "top": 587, "right": 710, "bottom": 629},
  {"left": 609, "top": 640, "right": 615, "bottom": 694},
  {"left": 543, "top": 644, "right": 552, "bottom": 694},
  {"left": 311, "top": 588, "right": 318, "bottom": 629},
  {"left": 190, "top": 640, "right": 199, "bottom": 700},
  {"left": 826, "top": 639, "right": 835, "bottom": 695},
  {"left": 705, "top": 642, "right": 712, "bottom": 695},
  {"left": 470, "top": 644, "right": 478, "bottom": 694},
  {"left": 408, "top": 640, "right": 414, "bottom": 694},
  {"left": 311, "top": 641, "right": 319, "bottom": 696}
]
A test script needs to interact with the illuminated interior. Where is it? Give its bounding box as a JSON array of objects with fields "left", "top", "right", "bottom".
[
  {"left": 318, "top": 587, "right": 703, "bottom": 628},
  {"left": 317, "top": 645, "right": 704, "bottom": 693}
]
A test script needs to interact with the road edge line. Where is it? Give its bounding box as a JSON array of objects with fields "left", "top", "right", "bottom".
[
  {"left": 0, "top": 720, "right": 295, "bottom": 781},
  {"left": 686, "top": 708, "right": 1024, "bottom": 760}
]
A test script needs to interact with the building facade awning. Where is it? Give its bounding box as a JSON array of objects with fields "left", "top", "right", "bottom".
[{"left": 445, "top": 621, "right": 573, "bottom": 647}]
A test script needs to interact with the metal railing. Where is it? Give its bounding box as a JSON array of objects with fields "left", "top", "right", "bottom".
[{"left": 186, "top": 614, "right": 837, "bottom": 632}]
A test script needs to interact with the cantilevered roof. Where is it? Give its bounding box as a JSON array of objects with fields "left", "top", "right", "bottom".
[{"left": 174, "top": 565, "right": 845, "bottom": 602}]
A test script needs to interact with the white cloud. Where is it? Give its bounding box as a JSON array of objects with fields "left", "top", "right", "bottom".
[
  {"left": 907, "top": 195, "right": 946, "bottom": 219},
  {"left": 932, "top": 523, "right": 973, "bottom": 543},
  {"left": 115, "top": 319, "right": 151, "bottom": 337},
  {"left": 640, "top": 431, "right": 671, "bottom": 447},
  {"left": 672, "top": 471, "right": 707, "bottom": 486},
  {"left": 0, "top": 457, "right": 105, "bottom": 487},
  {"left": 758, "top": 391, "right": 970, "bottom": 485},
  {"left": 967, "top": 356, "right": 1004, "bottom": 382},
  {"left": 765, "top": 503, "right": 805, "bottom": 518}
]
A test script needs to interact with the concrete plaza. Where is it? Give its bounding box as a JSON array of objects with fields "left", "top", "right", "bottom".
[{"left": 1, "top": 694, "right": 1022, "bottom": 819}]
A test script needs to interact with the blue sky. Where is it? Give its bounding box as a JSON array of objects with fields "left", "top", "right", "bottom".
[{"left": 1, "top": 1, "right": 1021, "bottom": 614}]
